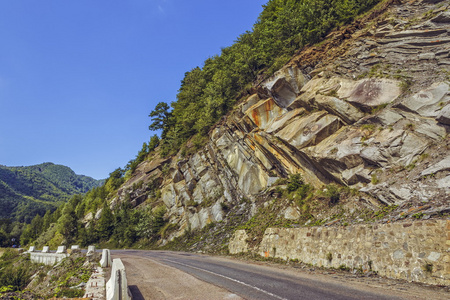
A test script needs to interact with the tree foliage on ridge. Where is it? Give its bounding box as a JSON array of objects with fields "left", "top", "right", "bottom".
[{"left": 151, "top": 0, "right": 381, "bottom": 156}]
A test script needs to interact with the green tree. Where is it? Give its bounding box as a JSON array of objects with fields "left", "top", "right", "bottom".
[
  {"left": 42, "top": 210, "right": 52, "bottom": 232},
  {"left": 97, "top": 202, "right": 114, "bottom": 240},
  {"left": 29, "top": 214, "right": 43, "bottom": 241},
  {"left": 148, "top": 135, "right": 160, "bottom": 152},
  {"left": 105, "top": 169, "right": 124, "bottom": 194},
  {"left": 0, "top": 229, "right": 8, "bottom": 247},
  {"left": 58, "top": 203, "right": 78, "bottom": 245},
  {"left": 20, "top": 224, "right": 33, "bottom": 246},
  {"left": 149, "top": 102, "right": 172, "bottom": 138}
]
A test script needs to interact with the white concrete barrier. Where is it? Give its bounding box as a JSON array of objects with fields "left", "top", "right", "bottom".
[
  {"left": 29, "top": 252, "right": 68, "bottom": 265},
  {"left": 106, "top": 258, "right": 132, "bottom": 300},
  {"left": 42, "top": 246, "right": 49, "bottom": 253},
  {"left": 28, "top": 246, "right": 36, "bottom": 252},
  {"left": 56, "top": 246, "right": 66, "bottom": 253},
  {"left": 100, "top": 249, "right": 112, "bottom": 268},
  {"left": 87, "top": 245, "right": 96, "bottom": 256}
]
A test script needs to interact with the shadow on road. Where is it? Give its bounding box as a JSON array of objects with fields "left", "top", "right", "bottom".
[{"left": 129, "top": 285, "right": 145, "bottom": 300}]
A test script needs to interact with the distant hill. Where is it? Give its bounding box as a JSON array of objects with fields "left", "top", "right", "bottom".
[{"left": 0, "top": 162, "right": 103, "bottom": 222}]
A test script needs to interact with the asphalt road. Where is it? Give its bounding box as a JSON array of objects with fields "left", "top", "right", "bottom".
[{"left": 111, "top": 250, "right": 422, "bottom": 300}]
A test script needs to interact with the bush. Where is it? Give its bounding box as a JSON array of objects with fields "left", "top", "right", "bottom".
[
  {"left": 324, "top": 184, "right": 340, "bottom": 204},
  {"left": 287, "top": 174, "right": 304, "bottom": 192},
  {"left": 0, "top": 249, "right": 19, "bottom": 260},
  {"left": 55, "top": 287, "right": 84, "bottom": 298},
  {"left": 297, "top": 184, "right": 312, "bottom": 200},
  {"left": 0, "top": 265, "right": 31, "bottom": 291}
]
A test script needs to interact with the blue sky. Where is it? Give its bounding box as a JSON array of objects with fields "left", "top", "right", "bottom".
[{"left": 0, "top": 0, "right": 265, "bottom": 179}]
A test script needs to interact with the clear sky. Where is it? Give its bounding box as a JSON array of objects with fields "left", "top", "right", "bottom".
[{"left": 0, "top": 0, "right": 265, "bottom": 179}]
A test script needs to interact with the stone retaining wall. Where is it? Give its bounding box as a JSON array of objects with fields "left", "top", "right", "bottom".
[{"left": 229, "top": 219, "right": 450, "bottom": 285}]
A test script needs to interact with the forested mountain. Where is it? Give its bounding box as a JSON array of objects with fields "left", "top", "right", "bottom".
[{"left": 0, "top": 163, "right": 103, "bottom": 222}]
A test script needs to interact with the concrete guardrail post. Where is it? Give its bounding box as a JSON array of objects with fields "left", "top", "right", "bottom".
[
  {"left": 42, "top": 246, "right": 49, "bottom": 253},
  {"left": 100, "top": 249, "right": 112, "bottom": 268},
  {"left": 28, "top": 246, "right": 36, "bottom": 252},
  {"left": 106, "top": 258, "right": 132, "bottom": 300},
  {"left": 87, "top": 245, "right": 96, "bottom": 256},
  {"left": 56, "top": 246, "right": 67, "bottom": 253}
]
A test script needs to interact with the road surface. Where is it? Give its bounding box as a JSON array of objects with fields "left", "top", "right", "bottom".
[{"left": 111, "top": 250, "right": 447, "bottom": 300}]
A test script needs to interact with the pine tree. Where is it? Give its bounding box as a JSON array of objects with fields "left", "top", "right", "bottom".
[{"left": 97, "top": 202, "right": 114, "bottom": 240}]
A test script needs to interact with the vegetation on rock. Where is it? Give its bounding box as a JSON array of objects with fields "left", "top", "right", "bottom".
[{"left": 151, "top": 0, "right": 382, "bottom": 156}]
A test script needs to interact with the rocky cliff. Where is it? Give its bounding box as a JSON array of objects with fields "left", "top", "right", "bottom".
[{"left": 98, "top": 0, "right": 449, "bottom": 245}]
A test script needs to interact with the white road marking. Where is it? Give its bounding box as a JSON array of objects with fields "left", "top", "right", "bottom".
[{"left": 164, "top": 259, "right": 288, "bottom": 300}]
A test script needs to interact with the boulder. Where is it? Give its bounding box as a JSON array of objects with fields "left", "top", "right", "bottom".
[
  {"left": 436, "top": 103, "right": 450, "bottom": 125},
  {"left": 314, "top": 94, "right": 364, "bottom": 124},
  {"left": 360, "top": 129, "right": 429, "bottom": 167},
  {"left": 276, "top": 111, "right": 343, "bottom": 149},
  {"left": 414, "top": 118, "right": 446, "bottom": 140},
  {"left": 395, "top": 82, "right": 449, "bottom": 117},
  {"left": 245, "top": 98, "right": 286, "bottom": 130},
  {"left": 420, "top": 155, "right": 450, "bottom": 177},
  {"left": 282, "top": 207, "right": 301, "bottom": 220},
  {"left": 95, "top": 208, "right": 103, "bottom": 220},
  {"left": 436, "top": 175, "right": 450, "bottom": 190},
  {"left": 262, "top": 66, "right": 308, "bottom": 108},
  {"left": 372, "top": 109, "right": 403, "bottom": 125},
  {"left": 161, "top": 184, "right": 177, "bottom": 208},
  {"left": 305, "top": 127, "right": 365, "bottom": 177},
  {"left": 211, "top": 201, "right": 224, "bottom": 222},
  {"left": 289, "top": 76, "right": 350, "bottom": 110},
  {"left": 241, "top": 94, "right": 260, "bottom": 113},
  {"left": 431, "top": 11, "right": 450, "bottom": 23},
  {"left": 342, "top": 165, "right": 371, "bottom": 185},
  {"left": 266, "top": 108, "right": 305, "bottom": 134},
  {"left": 340, "top": 78, "right": 402, "bottom": 111}
]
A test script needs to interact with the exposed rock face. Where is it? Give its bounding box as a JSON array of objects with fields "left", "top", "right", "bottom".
[
  {"left": 113, "top": 0, "right": 450, "bottom": 241},
  {"left": 395, "top": 82, "right": 449, "bottom": 117},
  {"left": 343, "top": 78, "right": 402, "bottom": 110}
]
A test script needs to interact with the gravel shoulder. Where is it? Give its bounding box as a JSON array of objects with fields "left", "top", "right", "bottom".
[{"left": 117, "top": 254, "right": 242, "bottom": 300}]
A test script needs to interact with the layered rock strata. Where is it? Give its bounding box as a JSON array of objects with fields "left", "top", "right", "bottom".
[{"left": 99, "top": 0, "right": 449, "bottom": 244}]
